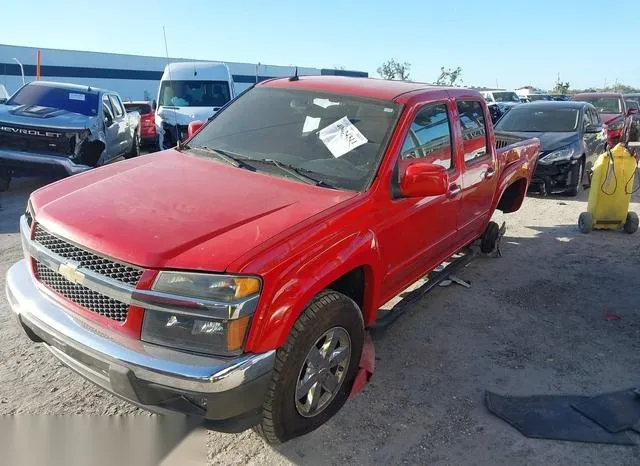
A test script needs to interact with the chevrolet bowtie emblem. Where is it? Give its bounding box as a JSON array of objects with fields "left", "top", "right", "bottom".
[{"left": 58, "top": 261, "right": 85, "bottom": 285}]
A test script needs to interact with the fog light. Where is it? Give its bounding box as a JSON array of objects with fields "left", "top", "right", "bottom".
[{"left": 142, "top": 310, "right": 250, "bottom": 356}]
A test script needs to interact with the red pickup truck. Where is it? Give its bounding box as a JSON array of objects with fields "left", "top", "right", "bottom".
[
  {"left": 571, "top": 92, "right": 627, "bottom": 147},
  {"left": 5, "top": 76, "right": 539, "bottom": 443}
]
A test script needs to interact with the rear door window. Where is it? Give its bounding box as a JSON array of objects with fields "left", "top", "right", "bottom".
[
  {"left": 102, "top": 95, "right": 114, "bottom": 117},
  {"left": 108, "top": 95, "right": 124, "bottom": 117},
  {"left": 456, "top": 100, "right": 489, "bottom": 164}
]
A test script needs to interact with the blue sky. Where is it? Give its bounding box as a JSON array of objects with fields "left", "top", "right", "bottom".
[{"left": 1, "top": 0, "right": 638, "bottom": 90}]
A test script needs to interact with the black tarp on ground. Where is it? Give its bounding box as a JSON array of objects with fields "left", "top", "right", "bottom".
[
  {"left": 571, "top": 388, "right": 640, "bottom": 434},
  {"left": 485, "top": 391, "right": 636, "bottom": 445}
]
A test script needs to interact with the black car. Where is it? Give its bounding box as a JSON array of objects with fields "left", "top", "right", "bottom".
[{"left": 494, "top": 101, "right": 606, "bottom": 196}]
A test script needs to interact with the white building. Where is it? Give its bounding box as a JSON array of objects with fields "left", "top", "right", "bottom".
[{"left": 0, "top": 44, "right": 367, "bottom": 100}]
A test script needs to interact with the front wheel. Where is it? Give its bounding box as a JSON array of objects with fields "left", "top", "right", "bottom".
[
  {"left": 564, "top": 160, "right": 584, "bottom": 197},
  {"left": 579, "top": 212, "right": 593, "bottom": 234},
  {"left": 624, "top": 212, "right": 639, "bottom": 234},
  {"left": 126, "top": 131, "right": 140, "bottom": 159},
  {"left": 255, "top": 290, "right": 364, "bottom": 444}
]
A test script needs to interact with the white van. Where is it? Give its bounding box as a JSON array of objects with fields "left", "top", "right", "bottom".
[{"left": 155, "top": 62, "right": 236, "bottom": 150}]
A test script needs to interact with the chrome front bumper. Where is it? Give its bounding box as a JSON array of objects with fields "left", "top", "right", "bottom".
[
  {"left": 5, "top": 260, "right": 275, "bottom": 426},
  {"left": 0, "top": 148, "right": 90, "bottom": 175}
]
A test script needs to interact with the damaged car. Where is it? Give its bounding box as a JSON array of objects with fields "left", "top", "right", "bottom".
[
  {"left": 0, "top": 81, "right": 140, "bottom": 191},
  {"left": 495, "top": 101, "right": 606, "bottom": 196}
]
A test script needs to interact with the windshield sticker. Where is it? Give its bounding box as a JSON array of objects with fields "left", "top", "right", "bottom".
[
  {"left": 318, "top": 116, "right": 368, "bottom": 158},
  {"left": 69, "top": 93, "right": 86, "bottom": 101},
  {"left": 302, "top": 116, "right": 321, "bottom": 133},
  {"left": 313, "top": 98, "right": 340, "bottom": 109}
]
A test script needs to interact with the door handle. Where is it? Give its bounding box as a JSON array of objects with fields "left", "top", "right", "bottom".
[
  {"left": 484, "top": 167, "right": 496, "bottom": 179},
  {"left": 448, "top": 184, "right": 462, "bottom": 197}
]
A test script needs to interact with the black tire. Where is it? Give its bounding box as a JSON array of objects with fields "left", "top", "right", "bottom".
[
  {"left": 578, "top": 212, "right": 593, "bottom": 234},
  {"left": 564, "top": 159, "right": 584, "bottom": 197},
  {"left": 0, "top": 168, "right": 11, "bottom": 192},
  {"left": 624, "top": 212, "right": 639, "bottom": 234},
  {"left": 480, "top": 221, "right": 500, "bottom": 253},
  {"left": 255, "top": 290, "right": 364, "bottom": 444},
  {"left": 126, "top": 131, "right": 140, "bottom": 159}
]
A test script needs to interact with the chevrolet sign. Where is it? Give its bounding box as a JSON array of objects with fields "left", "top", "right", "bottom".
[
  {"left": 58, "top": 261, "right": 85, "bottom": 285},
  {"left": 0, "top": 126, "right": 63, "bottom": 138}
]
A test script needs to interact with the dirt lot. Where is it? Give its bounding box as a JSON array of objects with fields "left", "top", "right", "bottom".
[{"left": 1, "top": 175, "right": 640, "bottom": 465}]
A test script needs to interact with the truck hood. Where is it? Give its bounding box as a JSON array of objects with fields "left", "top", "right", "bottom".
[
  {"left": 31, "top": 149, "right": 357, "bottom": 272},
  {"left": 599, "top": 113, "right": 622, "bottom": 125},
  {"left": 156, "top": 106, "right": 219, "bottom": 125},
  {"left": 0, "top": 104, "right": 96, "bottom": 129}
]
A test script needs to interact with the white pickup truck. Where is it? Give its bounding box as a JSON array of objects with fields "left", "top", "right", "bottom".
[{"left": 0, "top": 81, "right": 140, "bottom": 191}]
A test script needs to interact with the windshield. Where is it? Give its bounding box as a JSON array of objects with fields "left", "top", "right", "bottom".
[
  {"left": 124, "top": 103, "right": 152, "bottom": 114},
  {"left": 493, "top": 92, "right": 520, "bottom": 103},
  {"left": 187, "top": 87, "right": 400, "bottom": 191},
  {"left": 625, "top": 99, "right": 640, "bottom": 111},
  {"left": 579, "top": 97, "right": 622, "bottom": 114},
  {"left": 495, "top": 107, "right": 580, "bottom": 132},
  {"left": 6, "top": 84, "right": 99, "bottom": 116},
  {"left": 159, "top": 80, "right": 231, "bottom": 107},
  {"left": 528, "top": 94, "right": 552, "bottom": 101}
]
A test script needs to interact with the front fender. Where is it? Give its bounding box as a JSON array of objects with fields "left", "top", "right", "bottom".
[{"left": 245, "top": 230, "right": 382, "bottom": 353}]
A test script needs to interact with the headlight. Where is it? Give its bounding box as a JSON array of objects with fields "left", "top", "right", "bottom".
[
  {"left": 141, "top": 272, "right": 261, "bottom": 356},
  {"left": 539, "top": 146, "right": 576, "bottom": 164},
  {"left": 25, "top": 200, "right": 34, "bottom": 227},
  {"left": 153, "top": 271, "right": 260, "bottom": 302}
]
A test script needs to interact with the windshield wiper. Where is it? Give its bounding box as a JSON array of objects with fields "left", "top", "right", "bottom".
[
  {"left": 184, "top": 145, "right": 255, "bottom": 170},
  {"left": 254, "top": 159, "right": 334, "bottom": 188}
]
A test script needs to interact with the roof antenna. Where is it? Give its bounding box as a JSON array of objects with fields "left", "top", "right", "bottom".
[{"left": 289, "top": 66, "right": 299, "bottom": 81}]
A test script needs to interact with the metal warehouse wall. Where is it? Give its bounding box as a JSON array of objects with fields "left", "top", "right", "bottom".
[{"left": 0, "top": 44, "right": 368, "bottom": 100}]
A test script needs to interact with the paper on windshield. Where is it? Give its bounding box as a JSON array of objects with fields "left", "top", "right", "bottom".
[
  {"left": 313, "top": 98, "right": 340, "bottom": 109},
  {"left": 69, "top": 93, "right": 86, "bottom": 101},
  {"left": 318, "top": 116, "right": 368, "bottom": 158},
  {"left": 303, "top": 116, "right": 321, "bottom": 133}
]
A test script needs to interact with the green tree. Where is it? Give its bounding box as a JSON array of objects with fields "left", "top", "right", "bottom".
[
  {"left": 435, "top": 66, "right": 463, "bottom": 86},
  {"left": 377, "top": 59, "right": 411, "bottom": 81},
  {"left": 552, "top": 81, "right": 570, "bottom": 95}
]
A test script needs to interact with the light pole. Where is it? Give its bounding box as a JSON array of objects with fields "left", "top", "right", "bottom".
[{"left": 12, "top": 58, "right": 25, "bottom": 85}]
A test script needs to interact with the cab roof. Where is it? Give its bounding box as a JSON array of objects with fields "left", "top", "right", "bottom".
[
  {"left": 517, "top": 101, "right": 590, "bottom": 110},
  {"left": 572, "top": 92, "right": 622, "bottom": 99},
  {"left": 27, "top": 80, "right": 104, "bottom": 94},
  {"left": 259, "top": 75, "right": 457, "bottom": 102}
]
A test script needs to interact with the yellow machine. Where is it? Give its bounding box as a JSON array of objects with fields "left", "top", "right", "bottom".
[{"left": 578, "top": 143, "right": 639, "bottom": 234}]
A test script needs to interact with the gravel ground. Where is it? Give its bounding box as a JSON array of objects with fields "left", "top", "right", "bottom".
[{"left": 1, "top": 175, "right": 640, "bottom": 465}]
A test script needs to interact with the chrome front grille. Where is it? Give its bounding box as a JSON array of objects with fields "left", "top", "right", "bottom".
[
  {"left": 35, "top": 261, "right": 129, "bottom": 322},
  {"left": 34, "top": 225, "right": 143, "bottom": 286},
  {"left": 31, "top": 224, "right": 141, "bottom": 323}
]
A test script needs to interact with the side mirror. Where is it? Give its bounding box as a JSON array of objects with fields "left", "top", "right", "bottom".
[
  {"left": 585, "top": 123, "right": 603, "bottom": 133},
  {"left": 104, "top": 112, "right": 113, "bottom": 127},
  {"left": 187, "top": 120, "right": 205, "bottom": 138},
  {"left": 399, "top": 161, "right": 448, "bottom": 198},
  {"left": 0, "top": 98, "right": 6, "bottom": 105},
  {"left": 152, "top": 100, "right": 157, "bottom": 111},
  {"left": 627, "top": 107, "right": 638, "bottom": 116}
]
